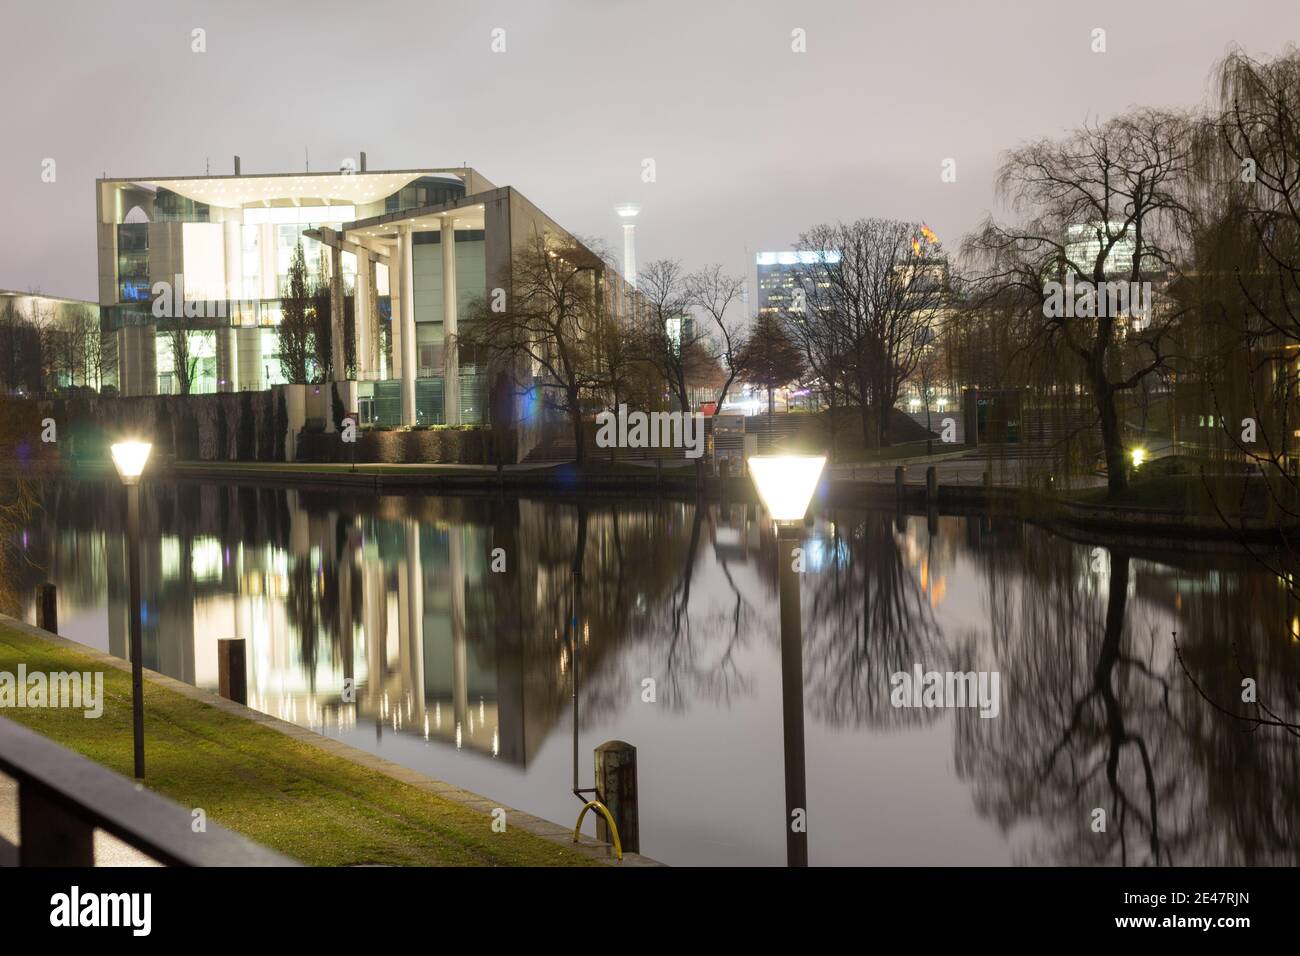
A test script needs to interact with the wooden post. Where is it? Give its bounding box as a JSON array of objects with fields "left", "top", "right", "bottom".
[
  {"left": 594, "top": 740, "right": 639, "bottom": 854},
  {"left": 218, "top": 639, "right": 248, "bottom": 705},
  {"left": 36, "top": 584, "right": 57, "bottom": 634}
]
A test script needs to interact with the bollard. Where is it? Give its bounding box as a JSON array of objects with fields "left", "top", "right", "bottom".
[
  {"left": 926, "top": 465, "right": 938, "bottom": 501},
  {"left": 217, "top": 639, "right": 248, "bottom": 705},
  {"left": 36, "top": 583, "right": 57, "bottom": 634},
  {"left": 594, "top": 740, "right": 639, "bottom": 853},
  {"left": 894, "top": 465, "right": 906, "bottom": 502}
]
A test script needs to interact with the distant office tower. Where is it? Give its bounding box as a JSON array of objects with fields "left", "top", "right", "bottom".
[
  {"left": 755, "top": 251, "right": 840, "bottom": 314},
  {"left": 616, "top": 204, "right": 640, "bottom": 285}
]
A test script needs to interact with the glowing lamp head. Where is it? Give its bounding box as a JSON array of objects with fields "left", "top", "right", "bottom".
[
  {"left": 615, "top": 203, "right": 640, "bottom": 219},
  {"left": 111, "top": 441, "right": 152, "bottom": 485},
  {"left": 1130, "top": 447, "right": 1146, "bottom": 469},
  {"left": 748, "top": 454, "right": 827, "bottom": 524}
]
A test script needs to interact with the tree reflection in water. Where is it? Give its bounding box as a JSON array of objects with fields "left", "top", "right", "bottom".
[{"left": 12, "top": 480, "right": 1300, "bottom": 865}]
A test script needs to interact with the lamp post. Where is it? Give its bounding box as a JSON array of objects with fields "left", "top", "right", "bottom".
[
  {"left": 747, "top": 454, "right": 826, "bottom": 868},
  {"left": 111, "top": 441, "right": 151, "bottom": 779}
]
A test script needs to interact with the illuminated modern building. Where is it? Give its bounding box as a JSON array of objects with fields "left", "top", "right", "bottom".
[
  {"left": 96, "top": 161, "right": 632, "bottom": 434},
  {"left": 0, "top": 290, "right": 103, "bottom": 393}
]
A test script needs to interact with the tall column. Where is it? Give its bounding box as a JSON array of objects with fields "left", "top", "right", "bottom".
[
  {"left": 389, "top": 254, "right": 402, "bottom": 381},
  {"left": 120, "top": 324, "right": 158, "bottom": 396},
  {"left": 369, "top": 256, "right": 382, "bottom": 380},
  {"left": 221, "top": 221, "right": 241, "bottom": 393},
  {"left": 236, "top": 327, "right": 262, "bottom": 391},
  {"left": 441, "top": 216, "right": 460, "bottom": 425},
  {"left": 398, "top": 226, "right": 417, "bottom": 426},
  {"left": 216, "top": 326, "right": 238, "bottom": 392},
  {"left": 330, "top": 244, "right": 346, "bottom": 380},
  {"left": 355, "top": 253, "right": 371, "bottom": 381}
]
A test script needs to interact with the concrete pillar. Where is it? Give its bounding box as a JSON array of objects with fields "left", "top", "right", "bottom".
[
  {"left": 216, "top": 325, "right": 238, "bottom": 392},
  {"left": 369, "top": 256, "right": 383, "bottom": 380},
  {"left": 236, "top": 327, "right": 262, "bottom": 391},
  {"left": 355, "top": 253, "right": 372, "bottom": 381},
  {"left": 389, "top": 254, "right": 402, "bottom": 380},
  {"left": 221, "top": 221, "right": 242, "bottom": 395},
  {"left": 330, "top": 244, "right": 345, "bottom": 380},
  {"left": 926, "top": 465, "right": 938, "bottom": 501},
  {"left": 119, "top": 324, "right": 158, "bottom": 396},
  {"left": 284, "top": 384, "right": 306, "bottom": 461},
  {"left": 441, "top": 216, "right": 460, "bottom": 425},
  {"left": 399, "top": 226, "right": 417, "bottom": 426},
  {"left": 259, "top": 223, "right": 278, "bottom": 300}
]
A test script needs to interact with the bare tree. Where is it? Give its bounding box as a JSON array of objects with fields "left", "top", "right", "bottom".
[
  {"left": 0, "top": 300, "right": 45, "bottom": 395},
  {"left": 685, "top": 265, "right": 749, "bottom": 412},
  {"left": 630, "top": 259, "right": 710, "bottom": 414},
  {"left": 963, "top": 110, "right": 1195, "bottom": 495},
  {"left": 460, "top": 230, "right": 606, "bottom": 465},
  {"left": 786, "top": 220, "right": 947, "bottom": 448}
]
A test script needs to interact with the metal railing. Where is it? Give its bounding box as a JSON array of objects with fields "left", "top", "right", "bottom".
[{"left": 0, "top": 717, "right": 297, "bottom": 867}]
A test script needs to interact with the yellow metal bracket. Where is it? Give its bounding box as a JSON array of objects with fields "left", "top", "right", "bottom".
[{"left": 572, "top": 800, "right": 623, "bottom": 861}]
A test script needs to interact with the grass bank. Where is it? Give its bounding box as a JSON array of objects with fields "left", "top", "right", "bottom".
[{"left": 0, "top": 625, "right": 594, "bottom": 867}]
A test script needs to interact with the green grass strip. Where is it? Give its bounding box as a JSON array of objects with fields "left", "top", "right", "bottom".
[{"left": 0, "top": 626, "right": 594, "bottom": 867}]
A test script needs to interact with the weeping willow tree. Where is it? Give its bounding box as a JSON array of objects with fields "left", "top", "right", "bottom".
[{"left": 1182, "top": 49, "right": 1300, "bottom": 520}]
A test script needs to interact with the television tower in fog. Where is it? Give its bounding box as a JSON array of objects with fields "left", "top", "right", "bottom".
[{"left": 616, "top": 204, "right": 640, "bottom": 285}]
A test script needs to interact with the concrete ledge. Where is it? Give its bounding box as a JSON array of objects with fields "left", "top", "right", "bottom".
[{"left": 0, "top": 614, "right": 664, "bottom": 868}]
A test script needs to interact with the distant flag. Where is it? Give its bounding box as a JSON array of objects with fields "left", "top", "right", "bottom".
[
  {"left": 911, "top": 237, "right": 922, "bottom": 256},
  {"left": 920, "top": 222, "right": 940, "bottom": 245}
]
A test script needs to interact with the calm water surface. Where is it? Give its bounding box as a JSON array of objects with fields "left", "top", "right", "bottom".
[{"left": 12, "top": 479, "right": 1298, "bottom": 866}]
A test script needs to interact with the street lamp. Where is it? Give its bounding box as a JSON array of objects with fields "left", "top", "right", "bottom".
[
  {"left": 111, "top": 440, "right": 151, "bottom": 779},
  {"left": 747, "top": 454, "right": 826, "bottom": 867}
]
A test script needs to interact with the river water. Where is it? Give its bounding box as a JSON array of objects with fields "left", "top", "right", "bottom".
[{"left": 10, "top": 479, "right": 1298, "bottom": 866}]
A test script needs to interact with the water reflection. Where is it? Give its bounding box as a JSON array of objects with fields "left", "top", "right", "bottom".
[{"left": 10, "top": 480, "right": 1299, "bottom": 866}]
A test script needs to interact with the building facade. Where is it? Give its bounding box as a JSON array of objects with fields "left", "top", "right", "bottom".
[
  {"left": 0, "top": 290, "right": 104, "bottom": 394},
  {"left": 96, "top": 164, "right": 633, "bottom": 442}
]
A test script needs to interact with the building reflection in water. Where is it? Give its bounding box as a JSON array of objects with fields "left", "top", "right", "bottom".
[{"left": 9, "top": 479, "right": 1300, "bottom": 867}]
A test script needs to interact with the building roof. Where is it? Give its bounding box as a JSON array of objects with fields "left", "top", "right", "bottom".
[{"left": 97, "top": 168, "right": 496, "bottom": 208}]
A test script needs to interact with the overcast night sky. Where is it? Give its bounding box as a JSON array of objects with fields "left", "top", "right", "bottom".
[{"left": 2, "top": 0, "right": 1298, "bottom": 302}]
